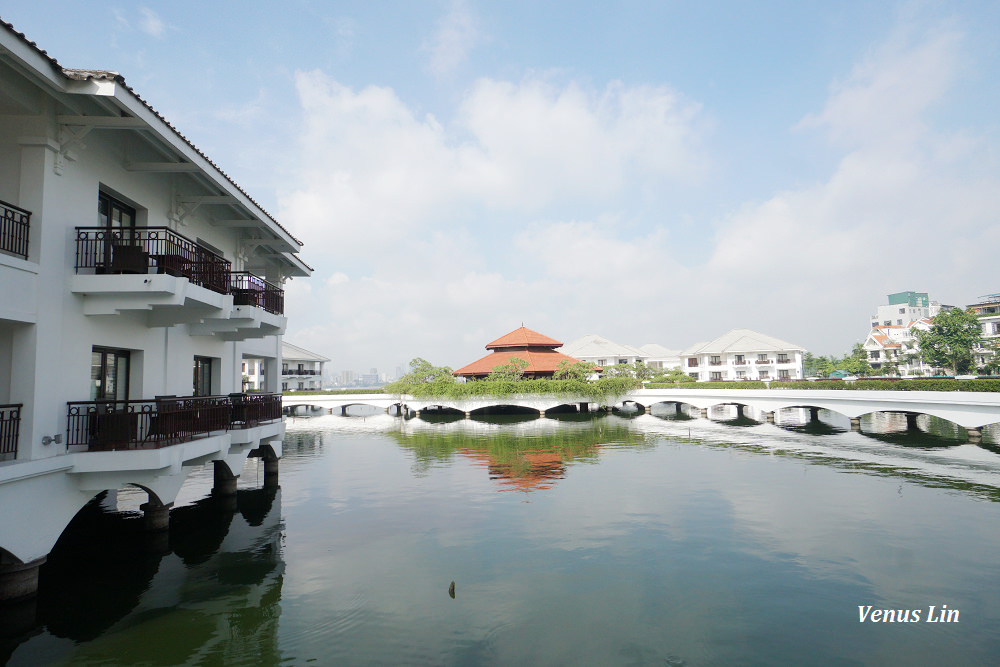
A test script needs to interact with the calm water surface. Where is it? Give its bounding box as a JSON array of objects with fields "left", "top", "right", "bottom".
[{"left": 5, "top": 407, "right": 1000, "bottom": 666}]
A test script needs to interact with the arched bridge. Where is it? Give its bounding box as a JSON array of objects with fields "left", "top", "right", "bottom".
[{"left": 283, "top": 388, "right": 1000, "bottom": 438}]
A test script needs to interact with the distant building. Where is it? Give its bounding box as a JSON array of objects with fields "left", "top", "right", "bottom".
[
  {"left": 680, "top": 329, "right": 806, "bottom": 381},
  {"left": 559, "top": 334, "right": 646, "bottom": 368},
  {"left": 870, "top": 291, "right": 947, "bottom": 329},
  {"left": 968, "top": 294, "right": 1000, "bottom": 370},
  {"left": 279, "top": 342, "right": 329, "bottom": 391},
  {"left": 638, "top": 344, "right": 682, "bottom": 371},
  {"left": 454, "top": 326, "right": 586, "bottom": 379},
  {"left": 862, "top": 319, "right": 935, "bottom": 376}
]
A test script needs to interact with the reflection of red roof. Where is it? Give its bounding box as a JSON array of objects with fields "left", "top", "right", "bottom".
[
  {"left": 453, "top": 348, "right": 585, "bottom": 377},
  {"left": 486, "top": 327, "right": 562, "bottom": 350}
]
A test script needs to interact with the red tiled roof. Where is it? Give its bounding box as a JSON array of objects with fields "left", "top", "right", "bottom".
[
  {"left": 486, "top": 327, "right": 562, "bottom": 350},
  {"left": 453, "top": 349, "right": 584, "bottom": 377}
]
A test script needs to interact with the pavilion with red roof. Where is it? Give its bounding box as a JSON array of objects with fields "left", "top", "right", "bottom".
[{"left": 453, "top": 326, "right": 589, "bottom": 379}]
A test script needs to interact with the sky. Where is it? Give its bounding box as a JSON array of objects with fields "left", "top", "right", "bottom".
[{"left": 4, "top": 1, "right": 1000, "bottom": 374}]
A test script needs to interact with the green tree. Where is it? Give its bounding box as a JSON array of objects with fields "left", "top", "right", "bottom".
[
  {"left": 553, "top": 360, "right": 597, "bottom": 381},
  {"left": 384, "top": 357, "right": 455, "bottom": 394},
  {"left": 803, "top": 352, "right": 837, "bottom": 378},
  {"left": 838, "top": 343, "right": 874, "bottom": 377},
  {"left": 487, "top": 356, "right": 529, "bottom": 381},
  {"left": 913, "top": 308, "right": 983, "bottom": 375}
]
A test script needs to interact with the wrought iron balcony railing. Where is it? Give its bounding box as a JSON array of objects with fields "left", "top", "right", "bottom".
[
  {"left": 0, "top": 403, "right": 21, "bottom": 461},
  {"left": 282, "top": 369, "right": 320, "bottom": 376},
  {"left": 231, "top": 271, "right": 284, "bottom": 315},
  {"left": 75, "top": 226, "right": 232, "bottom": 294},
  {"left": 1, "top": 200, "right": 30, "bottom": 260},
  {"left": 66, "top": 393, "right": 282, "bottom": 452}
]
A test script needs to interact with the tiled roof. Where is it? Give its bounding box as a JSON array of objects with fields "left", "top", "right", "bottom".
[
  {"left": 681, "top": 329, "right": 805, "bottom": 355},
  {"left": 639, "top": 343, "right": 681, "bottom": 358},
  {"left": 485, "top": 327, "right": 562, "bottom": 350},
  {"left": 560, "top": 334, "right": 646, "bottom": 359},
  {"left": 453, "top": 349, "right": 585, "bottom": 377},
  {"left": 282, "top": 341, "right": 330, "bottom": 363},
  {"left": 0, "top": 19, "right": 303, "bottom": 249}
]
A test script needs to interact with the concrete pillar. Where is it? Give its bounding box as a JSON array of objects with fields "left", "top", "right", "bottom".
[
  {"left": 579, "top": 402, "right": 589, "bottom": 413},
  {"left": 675, "top": 403, "right": 683, "bottom": 416},
  {"left": 736, "top": 405, "right": 745, "bottom": 418},
  {"left": 464, "top": 411, "right": 471, "bottom": 418},
  {"left": 700, "top": 408, "right": 709, "bottom": 418},
  {"left": 644, "top": 405, "right": 651, "bottom": 414},
  {"left": 139, "top": 501, "right": 170, "bottom": 532},
  {"left": 850, "top": 417, "right": 861, "bottom": 431},
  {"left": 213, "top": 461, "right": 238, "bottom": 497},
  {"left": 0, "top": 556, "right": 45, "bottom": 602},
  {"left": 340, "top": 406, "right": 347, "bottom": 416},
  {"left": 967, "top": 427, "right": 983, "bottom": 443},
  {"left": 263, "top": 458, "right": 279, "bottom": 489},
  {"left": 765, "top": 411, "right": 775, "bottom": 423},
  {"left": 809, "top": 407, "right": 820, "bottom": 422},
  {"left": 905, "top": 412, "right": 920, "bottom": 431}
]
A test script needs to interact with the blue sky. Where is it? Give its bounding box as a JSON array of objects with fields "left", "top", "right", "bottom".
[{"left": 4, "top": 1, "right": 1000, "bottom": 373}]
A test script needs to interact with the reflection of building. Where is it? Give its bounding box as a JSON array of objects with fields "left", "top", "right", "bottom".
[
  {"left": 680, "top": 329, "right": 805, "bottom": 381},
  {"left": 454, "top": 326, "right": 586, "bottom": 379},
  {"left": 461, "top": 449, "right": 568, "bottom": 492}
]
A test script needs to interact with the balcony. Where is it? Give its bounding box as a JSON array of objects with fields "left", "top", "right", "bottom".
[
  {"left": 733, "top": 360, "right": 749, "bottom": 366},
  {"left": 283, "top": 369, "right": 321, "bottom": 376},
  {"left": 1, "top": 403, "right": 21, "bottom": 461},
  {"left": 755, "top": 359, "right": 773, "bottom": 365},
  {"left": 66, "top": 393, "right": 282, "bottom": 452},
  {"left": 776, "top": 358, "right": 791, "bottom": 364},
  {"left": 72, "top": 227, "right": 285, "bottom": 336},
  {"left": 709, "top": 361, "right": 723, "bottom": 366},
  {"left": 0, "top": 200, "right": 30, "bottom": 260},
  {"left": 231, "top": 272, "right": 284, "bottom": 316}
]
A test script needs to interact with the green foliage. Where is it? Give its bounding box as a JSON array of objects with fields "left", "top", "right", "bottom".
[
  {"left": 838, "top": 343, "right": 874, "bottom": 377},
  {"left": 553, "top": 360, "right": 598, "bottom": 381},
  {"left": 384, "top": 357, "right": 456, "bottom": 395},
  {"left": 647, "top": 381, "right": 768, "bottom": 390},
  {"left": 486, "top": 356, "right": 530, "bottom": 381},
  {"left": 651, "top": 367, "right": 695, "bottom": 383},
  {"left": 914, "top": 308, "right": 983, "bottom": 375}
]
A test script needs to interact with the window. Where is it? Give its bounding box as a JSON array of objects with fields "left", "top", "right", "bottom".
[
  {"left": 91, "top": 347, "right": 130, "bottom": 401},
  {"left": 899, "top": 308, "right": 906, "bottom": 314},
  {"left": 734, "top": 354, "right": 745, "bottom": 364},
  {"left": 869, "top": 350, "right": 880, "bottom": 359},
  {"left": 687, "top": 358, "right": 699, "bottom": 367},
  {"left": 241, "top": 362, "right": 247, "bottom": 373},
  {"left": 884, "top": 321, "right": 891, "bottom": 326},
  {"left": 757, "top": 354, "right": 768, "bottom": 362},
  {"left": 710, "top": 355, "right": 721, "bottom": 365},
  {"left": 759, "top": 371, "right": 769, "bottom": 379},
  {"left": 778, "top": 369, "right": 791, "bottom": 379},
  {"left": 736, "top": 370, "right": 746, "bottom": 379},
  {"left": 688, "top": 373, "right": 699, "bottom": 380},
  {"left": 777, "top": 354, "right": 789, "bottom": 363},
  {"left": 193, "top": 356, "right": 213, "bottom": 396},
  {"left": 618, "top": 358, "right": 627, "bottom": 365},
  {"left": 897, "top": 319, "right": 903, "bottom": 326},
  {"left": 597, "top": 359, "right": 607, "bottom": 366},
  {"left": 993, "top": 323, "right": 1000, "bottom": 335},
  {"left": 99, "top": 191, "right": 136, "bottom": 231},
  {"left": 298, "top": 382, "right": 304, "bottom": 390},
  {"left": 710, "top": 372, "right": 723, "bottom": 381},
  {"left": 282, "top": 382, "right": 288, "bottom": 391}
]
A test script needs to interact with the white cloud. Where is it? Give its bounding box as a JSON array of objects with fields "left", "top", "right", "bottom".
[
  {"left": 423, "top": 0, "right": 481, "bottom": 77},
  {"left": 138, "top": 7, "right": 166, "bottom": 38}
]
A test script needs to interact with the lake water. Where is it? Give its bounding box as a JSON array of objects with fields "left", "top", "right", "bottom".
[{"left": 4, "top": 406, "right": 1000, "bottom": 666}]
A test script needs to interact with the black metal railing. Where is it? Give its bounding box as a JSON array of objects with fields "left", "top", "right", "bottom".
[
  {"left": 282, "top": 369, "right": 320, "bottom": 375},
  {"left": 66, "top": 393, "right": 282, "bottom": 451},
  {"left": 230, "top": 271, "right": 284, "bottom": 315},
  {"left": 0, "top": 403, "right": 21, "bottom": 461},
  {"left": 1, "top": 200, "right": 30, "bottom": 260},
  {"left": 229, "top": 393, "right": 282, "bottom": 428},
  {"left": 75, "top": 226, "right": 232, "bottom": 294}
]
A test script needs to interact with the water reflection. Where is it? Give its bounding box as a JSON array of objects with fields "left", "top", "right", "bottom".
[{"left": 5, "top": 483, "right": 283, "bottom": 667}]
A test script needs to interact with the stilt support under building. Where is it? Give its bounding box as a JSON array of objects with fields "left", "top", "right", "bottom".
[
  {"left": 809, "top": 407, "right": 820, "bottom": 422},
  {"left": 213, "top": 461, "right": 238, "bottom": 496},
  {"left": 968, "top": 427, "right": 983, "bottom": 443},
  {"left": 0, "top": 556, "right": 46, "bottom": 603},
  {"left": 905, "top": 412, "right": 920, "bottom": 431},
  {"left": 850, "top": 417, "right": 862, "bottom": 431},
  {"left": 765, "top": 411, "right": 775, "bottom": 423},
  {"left": 263, "top": 457, "right": 279, "bottom": 489},
  {"left": 140, "top": 500, "right": 171, "bottom": 532}
]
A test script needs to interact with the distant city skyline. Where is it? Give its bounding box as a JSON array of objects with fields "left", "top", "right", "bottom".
[{"left": 6, "top": 2, "right": 999, "bottom": 371}]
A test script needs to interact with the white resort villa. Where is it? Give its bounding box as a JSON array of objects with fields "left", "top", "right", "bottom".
[
  {"left": 680, "top": 329, "right": 806, "bottom": 381},
  {"left": 559, "top": 334, "right": 681, "bottom": 371},
  {"left": 0, "top": 22, "right": 309, "bottom": 600}
]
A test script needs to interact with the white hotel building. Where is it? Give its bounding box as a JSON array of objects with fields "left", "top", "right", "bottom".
[
  {"left": 680, "top": 329, "right": 805, "bottom": 381},
  {"left": 0, "top": 22, "right": 309, "bottom": 599}
]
